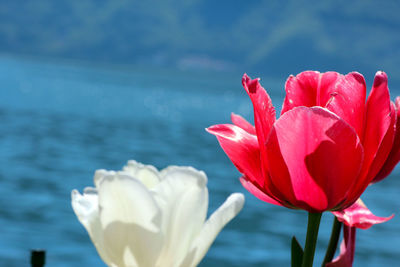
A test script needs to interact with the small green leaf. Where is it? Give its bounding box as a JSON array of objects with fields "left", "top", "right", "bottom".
[{"left": 291, "top": 236, "right": 304, "bottom": 267}]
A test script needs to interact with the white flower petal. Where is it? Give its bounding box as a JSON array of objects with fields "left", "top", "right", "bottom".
[
  {"left": 94, "top": 169, "right": 115, "bottom": 188},
  {"left": 98, "top": 173, "right": 164, "bottom": 267},
  {"left": 74, "top": 162, "right": 240, "bottom": 267},
  {"left": 153, "top": 166, "right": 208, "bottom": 267},
  {"left": 71, "top": 188, "right": 112, "bottom": 266},
  {"left": 98, "top": 173, "right": 160, "bottom": 230},
  {"left": 102, "top": 220, "right": 164, "bottom": 267},
  {"left": 185, "top": 193, "right": 245, "bottom": 267},
  {"left": 123, "top": 160, "right": 161, "bottom": 188},
  {"left": 71, "top": 187, "right": 98, "bottom": 227}
]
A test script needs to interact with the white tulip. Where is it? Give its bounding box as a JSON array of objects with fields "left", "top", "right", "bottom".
[{"left": 72, "top": 160, "right": 245, "bottom": 267}]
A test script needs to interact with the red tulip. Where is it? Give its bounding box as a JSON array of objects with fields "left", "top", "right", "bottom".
[
  {"left": 332, "top": 199, "right": 393, "bottom": 230},
  {"left": 373, "top": 96, "right": 400, "bottom": 183},
  {"left": 326, "top": 199, "right": 393, "bottom": 267},
  {"left": 208, "top": 71, "right": 399, "bottom": 213}
]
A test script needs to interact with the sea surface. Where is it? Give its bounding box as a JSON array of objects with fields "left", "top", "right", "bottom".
[{"left": 0, "top": 55, "right": 399, "bottom": 266}]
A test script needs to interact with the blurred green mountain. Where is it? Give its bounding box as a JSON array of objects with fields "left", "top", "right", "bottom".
[{"left": 0, "top": 0, "right": 399, "bottom": 83}]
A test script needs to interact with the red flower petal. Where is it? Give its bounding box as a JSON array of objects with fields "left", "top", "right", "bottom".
[
  {"left": 239, "top": 176, "right": 283, "bottom": 206},
  {"left": 332, "top": 199, "right": 394, "bottom": 230},
  {"left": 346, "top": 72, "right": 396, "bottom": 204},
  {"left": 364, "top": 101, "right": 396, "bottom": 181},
  {"left": 206, "top": 124, "right": 264, "bottom": 187},
  {"left": 326, "top": 225, "right": 356, "bottom": 267},
  {"left": 362, "top": 71, "right": 393, "bottom": 172},
  {"left": 329, "top": 200, "right": 394, "bottom": 266},
  {"left": 282, "top": 71, "right": 367, "bottom": 137},
  {"left": 325, "top": 72, "right": 366, "bottom": 138},
  {"left": 281, "top": 71, "right": 343, "bottom": 111},
  {"left": 242, "top": 74, "right": 276, "bottom": 174},
  {"left": 373, "top": 97, "right": 400, "bottom": 182},
  {"left": 266, "top": 107, "right": 363, "bottom": 212},
  {"left": 230, "top": 113, "right": 256, "bottom": 135},
  {"left": 281, "top": 71, "right": 321, "bottom": 114}
]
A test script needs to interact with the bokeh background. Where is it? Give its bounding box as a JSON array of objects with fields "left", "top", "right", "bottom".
[{"left": 0, "top": 0, "right": 399, "bottom": 266}]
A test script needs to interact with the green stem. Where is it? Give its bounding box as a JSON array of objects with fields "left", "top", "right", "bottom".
[
  {"left": 321, "top": 217, "right": 342, "bottom": 267},
  {"left": 301, "top": 212, "right": 322, "bottom": 267}
]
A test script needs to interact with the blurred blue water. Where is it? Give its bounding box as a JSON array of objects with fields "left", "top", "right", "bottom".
[{"left": 0, "top": 56, "right": 398, "bottom": 266}]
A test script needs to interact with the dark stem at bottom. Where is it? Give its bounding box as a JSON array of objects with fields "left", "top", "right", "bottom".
[
  {"left": 321, "top": 216, "right": 342, "bottom": 267},
  {"left": 301, "top": 212, "right": 322, "bottom": 267}
]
